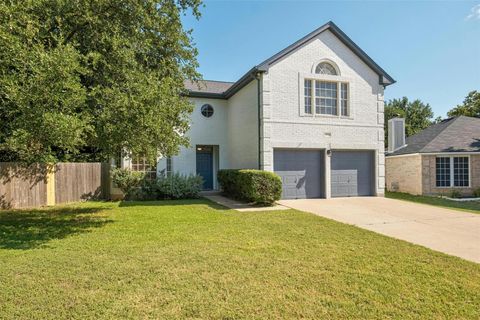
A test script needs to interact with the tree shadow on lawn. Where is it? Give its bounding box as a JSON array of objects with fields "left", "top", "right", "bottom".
[
  {"left": 0, "top": 206, "right": 112, "bottom": 250},
  {"left": 118, "top": 198, "right": 229, "bottom": 211}
]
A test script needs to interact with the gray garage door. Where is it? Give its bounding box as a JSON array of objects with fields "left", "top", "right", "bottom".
[
  {"left": 273, "top": 149, "right": 324, "bottom": 199},
  {"left": 331, "top": 150, "right": 374, "bottom": 197}
]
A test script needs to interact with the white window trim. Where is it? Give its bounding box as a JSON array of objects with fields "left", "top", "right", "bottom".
[
  {"left": 435, "top": 155, "right": 471, "bottom": 188},
  {"left": 298, "top": 72, "right": 353, "bottom": 119}
]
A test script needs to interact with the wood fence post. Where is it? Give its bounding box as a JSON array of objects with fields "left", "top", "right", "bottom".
[
  {"left": 46, "top": 165, "right": 56, "bottom": 206},
  {"left": 101, "top": 162, "right": 111, "bottom": 200}
]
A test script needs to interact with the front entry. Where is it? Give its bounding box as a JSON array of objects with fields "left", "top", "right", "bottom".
[{"left": 196, "top": 146, "right": 214, "bottom": 190}]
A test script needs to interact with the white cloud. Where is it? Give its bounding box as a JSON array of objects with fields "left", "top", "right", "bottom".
[{"left": 466, "top": 4, "right": 480, "bottom": 20}]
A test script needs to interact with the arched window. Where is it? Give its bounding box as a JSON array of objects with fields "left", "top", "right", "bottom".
[
  {"left": 315, "top": 62, "right": 338, "bottom": 75},
  {"left": 304, "top": 60, "right": 349, "bottom": 117}
]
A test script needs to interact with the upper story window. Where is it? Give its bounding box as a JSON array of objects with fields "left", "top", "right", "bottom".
[
  {"left": 315, "top": 81, "right": 337, "bottom": 115},
  {"left": 303, "top": 60, "right": 349, "bottom": 117},
  {"left": 315, "top": 62, "right": 338, "bottom": 75},
  {"left": 201, "top": 104, "right": 214, "bottom": 118},
  {"left": 304, "top": 80, "right": 349, "bottom": 117},
  {"left": 304, "top": 79, "right": 312, "bottom": 114},
  {"left": 340, "top": 83, "right": 348, "bottom": 116}
]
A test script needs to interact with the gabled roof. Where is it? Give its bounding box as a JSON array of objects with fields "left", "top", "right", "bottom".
[
  {"left": 185, "top": 21, "right": 395, "bottom": 99},
  {"left": 389, "top": 116, "right": 480, "bottom": 156},
  {"left": 255, "top": 21, "right": 395, "bottom": 86}
]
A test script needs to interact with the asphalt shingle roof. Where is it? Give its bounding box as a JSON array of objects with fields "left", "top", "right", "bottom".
[
  {"left": 184, "top": 80, "right": 234, "bottom": 95},
  {"left": 389, "top": 116, "right": 480, "bottom": 156}
]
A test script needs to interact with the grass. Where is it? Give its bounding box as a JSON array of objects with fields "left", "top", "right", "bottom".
[
  {"left": 1, "top": 200, "right": 479, "bottom": 319},
  {"left": 386, "top": 191, "right": 480, "bottom": 214}
]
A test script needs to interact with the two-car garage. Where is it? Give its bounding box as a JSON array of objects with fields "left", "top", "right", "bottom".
[{"left": 273, "top": 149, "right": 375, "bottom": 199}]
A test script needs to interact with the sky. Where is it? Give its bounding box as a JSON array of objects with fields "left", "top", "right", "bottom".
[{"left": 183, "top": 0, "right": 480, "bottom": 118}]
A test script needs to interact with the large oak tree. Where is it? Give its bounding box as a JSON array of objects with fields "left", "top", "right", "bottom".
[{"left": 0, "top": 0, "right": 202, "bottom": 163}]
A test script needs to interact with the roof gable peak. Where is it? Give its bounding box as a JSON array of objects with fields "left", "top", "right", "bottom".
[
  {"left": 256, "top": 21, "right": 395, "bottom": 86},
  {"left": 186, "top": 21, "right": 395, "bottom": 99}
]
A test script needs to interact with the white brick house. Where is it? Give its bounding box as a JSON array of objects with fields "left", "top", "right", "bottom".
[{"left": 125, "top": 21, "right": 395, "bottom": 199}]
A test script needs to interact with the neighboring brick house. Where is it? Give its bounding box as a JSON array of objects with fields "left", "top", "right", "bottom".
[
  {"left": 386, "top": 116, "right": 480, "bottom": 196},
  {"left": 120, "top": 21, "right": 395, "bottom": 199}
]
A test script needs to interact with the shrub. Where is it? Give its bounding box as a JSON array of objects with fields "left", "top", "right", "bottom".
[
  {"left": 111, "top": 168, "right": 145, "bottom": 200},
  {"left": 112, "top": 169, "right": 203, "bottom": 200},
  {"left": 137, "top": 178, "right": 159, "bottom": 201},
  {"left": 218, "top": 169, "right": 282, "bottom": 205},
  {"left": 155, "top": 173, "right": 203, "bottom": 199},
  {"left": 217, "top": 169, "right": 239, "bottom": 196},
  {"left": 449, "top": 190, "right": 462, "bottom": 199},
  {"left": 473, "top": 188, "right": 480, "bottom": 198}
]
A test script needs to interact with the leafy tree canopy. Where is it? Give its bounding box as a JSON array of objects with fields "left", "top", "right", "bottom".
[
  {"left": 447, "top": 90, "right": 480, "bottom": 118},
  {"left": 384, "top": 97, "right": 435, "bottom": 144},
  {"left": 0, "top": 0, "right": 202, "bottom": 164}
]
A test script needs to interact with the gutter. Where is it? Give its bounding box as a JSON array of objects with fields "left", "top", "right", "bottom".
[
  {"left": 185, "top": 91, "right": 225, "bottom": 99},
  {"left": 256, "top": 73, "right": 262, "bottom": 170}
]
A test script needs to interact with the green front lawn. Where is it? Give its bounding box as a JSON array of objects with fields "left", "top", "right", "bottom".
[
  {"left": 1, "top": 200, "right": 479, "bottom": 319},
  {"left": 386, "top": 191, "right": 480, "bottom": 214}
]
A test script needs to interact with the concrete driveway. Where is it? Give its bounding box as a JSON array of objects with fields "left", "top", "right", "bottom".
[{"left": 278, "top": 197, "right": 480, "bottom": 263}]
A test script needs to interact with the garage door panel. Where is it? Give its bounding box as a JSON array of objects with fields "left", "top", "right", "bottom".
[
  {"left": 283, "top": 187, "right": 297, "bottom": 199},
  {"left": 332, "top": 185, "right": 355, "bottom": 197},
  {"left": 331, "top": 151, "right": 373, "bottom": 197},
  {"left": 274, "top": 149, "right": 324, "bottom": 199},
  {"left": 331, "top": 170, "right": 357, "bottom": 184},
  {"left": 278, "top": 173, "right": 298, "bottom": 185}
]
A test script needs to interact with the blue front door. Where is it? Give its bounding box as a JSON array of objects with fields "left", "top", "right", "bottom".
[{"left": 196, "top": 147, "right": 213, "bottom": 190}]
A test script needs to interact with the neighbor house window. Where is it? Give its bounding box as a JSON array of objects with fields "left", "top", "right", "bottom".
[
  {"left": 435, "top": 156, "right": 469, "bottom": 187},
  {"left": 131, "top": 154, "right": 156, "bottom": 180},
  {"left": 453, "top": 157, "right": 469, "bottom": 187},
  {"left": 435, "top": 157, "right": 451, "bottom": 187},
  {"left": 304, "top": 79, "right": 349, "bottom": 116}
]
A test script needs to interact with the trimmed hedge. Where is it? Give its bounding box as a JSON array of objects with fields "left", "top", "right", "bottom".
[{"left": 218, "top": 169, "right": 282, "bottom": 205}]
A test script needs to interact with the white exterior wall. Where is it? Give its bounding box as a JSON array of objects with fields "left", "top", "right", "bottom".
[
  {"left": 156, "top": 81, "right": 259, "bottom": 190},
  {"left": 260, "top": 30, "right": 385, "bottom": 196},
  {"left": 227, "top": 80, "right": 259, "bottom": 169},
  {"left": 157, "top": 97, "right": 229, "bottom": 190}
]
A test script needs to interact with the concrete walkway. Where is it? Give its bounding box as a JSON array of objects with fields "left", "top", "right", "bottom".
[
  {"left": 278, "top": 197, "right": 480, "bottom": 263},
  {"left": 204, "top": 194, "right": 289, "bottom": 212}
]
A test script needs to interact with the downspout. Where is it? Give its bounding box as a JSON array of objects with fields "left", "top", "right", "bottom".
[{"left": 256, "top": 73, "right": 262, "bottom": 170}]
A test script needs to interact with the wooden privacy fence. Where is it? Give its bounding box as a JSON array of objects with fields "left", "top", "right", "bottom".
[{"left": 0, "top": 162, "right": 110, "bottom": 209}]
